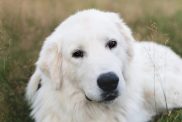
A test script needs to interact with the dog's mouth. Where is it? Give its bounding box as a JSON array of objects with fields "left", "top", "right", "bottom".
[
  {"left": 102, "top": 91, "right": 119, "bottom": 101},
  {"left": 85, "top": 91, "right": 119, "bottom": 102},
  {"left": 85, "top": 95, "right": 93, "bottom": 101}
]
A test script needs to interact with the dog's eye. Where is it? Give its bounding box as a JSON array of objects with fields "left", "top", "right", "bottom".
[
  {"left": 72, "top": 49, "right": 84, "bottom": 58},
  {"left": 106, "top": 40, "right": 117, "bottom": 49}
]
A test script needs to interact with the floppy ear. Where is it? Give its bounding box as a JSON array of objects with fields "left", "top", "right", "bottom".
[
  {"left": 36, "top": 39, "right": 62, "bottom": 89},
  {"left": 106, "top": 12, "right": 134, "bottom": 61},
  {"left": 26, "top": 68, "right": 41, "bottom": 103}
]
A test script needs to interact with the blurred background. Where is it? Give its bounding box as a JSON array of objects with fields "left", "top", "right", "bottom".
[{"left": 0, "top": 0, "right": 182, "bottom": 121}]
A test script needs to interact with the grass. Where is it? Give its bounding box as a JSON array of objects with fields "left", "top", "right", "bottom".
[{"left": 0, "top": 0, "right": 182, "bottom": 121}]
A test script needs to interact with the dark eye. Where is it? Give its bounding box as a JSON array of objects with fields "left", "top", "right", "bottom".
[
  {"left": 72, "top": 49, "right": 84, "bottom": 58},
  {"left": 106, "top": 40, "right": 117, "bottom": 49}
]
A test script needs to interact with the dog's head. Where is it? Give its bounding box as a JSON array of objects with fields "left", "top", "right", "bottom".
[{"left": 37, "top": 9, "right": 134, "bottom": 102}]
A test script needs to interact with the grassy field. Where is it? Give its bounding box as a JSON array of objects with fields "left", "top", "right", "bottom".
[{"left": 0, "top": 0, "right": 182, "bottom": 121}]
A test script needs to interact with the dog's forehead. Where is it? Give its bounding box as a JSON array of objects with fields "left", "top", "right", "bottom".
[
  {"left": 58, "top": 13, "right": 120, "bottom": 46},
  {"left": 62, "top": 19, "right": 115, "bottom": 36},
  {"left": 50, "top": 10, "right": 126, "bottom": 53},
  {"left": 60, "top": 25, "right": 119, "bottom": 52}
]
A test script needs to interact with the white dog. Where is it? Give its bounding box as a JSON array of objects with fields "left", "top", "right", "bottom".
[{"left": 26, "top": 9, "right": 182, "bottom": 122}]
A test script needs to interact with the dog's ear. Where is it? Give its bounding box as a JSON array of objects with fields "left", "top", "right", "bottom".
[
  {"left": 36, "top": 39, "right": 62, "bottom": 89},
  {"left": 106, "top": 12, "right": 134, "bottom": 60},
  {"left": 26, "top": 68, "right": 41, "bottom": 103}
]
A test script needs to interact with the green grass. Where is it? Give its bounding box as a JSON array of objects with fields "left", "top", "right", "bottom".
[
  {"left": 0, "top": 0, "right": 182, "bottom": 121},
  {"left": 155, "top": 109, "right": 182, "bottom": 122}
]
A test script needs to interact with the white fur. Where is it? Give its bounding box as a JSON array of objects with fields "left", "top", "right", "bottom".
[{"left": 26, "top": 9, "right": 182, "bottom": 122}]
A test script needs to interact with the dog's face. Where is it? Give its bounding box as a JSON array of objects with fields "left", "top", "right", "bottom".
[{"left": 37, "top": 10, "right": 134, "bottom": 102}]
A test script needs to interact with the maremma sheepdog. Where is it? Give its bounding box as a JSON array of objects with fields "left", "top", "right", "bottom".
[{"left": 26, "top": 9, "right": 182, "bottom": 122}]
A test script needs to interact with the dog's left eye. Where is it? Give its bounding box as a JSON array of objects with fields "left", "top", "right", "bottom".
[
  {"left": 106, "top": 40, "right": 117, "bottom": 49},
  {"left": 72, "top": 49, "right": 85, "bottom": 58}
]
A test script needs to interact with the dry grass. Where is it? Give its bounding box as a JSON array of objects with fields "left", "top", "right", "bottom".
[{"left": 0, "top": 0, "right": 182, "bottom": 121}]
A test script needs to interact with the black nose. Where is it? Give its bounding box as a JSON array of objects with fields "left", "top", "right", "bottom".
[{"left": 97, "top": 72, "right": 119, "bottom": 92}]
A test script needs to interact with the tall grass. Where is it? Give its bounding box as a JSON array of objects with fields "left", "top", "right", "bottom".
[{"left": 0, "top": 0, "right": 182, "bottom": 121}]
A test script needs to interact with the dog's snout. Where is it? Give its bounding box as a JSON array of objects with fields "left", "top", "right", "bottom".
[{"left": 97, "top": 72, "right": 119, "bottom": 92}]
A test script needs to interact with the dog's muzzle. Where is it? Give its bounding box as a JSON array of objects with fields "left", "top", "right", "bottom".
[
  {"left": 85, "top": 90, "right": 119, "bottom": 102},
  {"left": 85, "top": 72, "right": 120, "bottom": 102},
  {"left": 97, "top": 72, "right": 119, "bottom": 101}
]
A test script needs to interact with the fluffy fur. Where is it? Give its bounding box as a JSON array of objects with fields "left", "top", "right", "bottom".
[{"left": 26, "top": 9, "right": 182, "bottom": 122}]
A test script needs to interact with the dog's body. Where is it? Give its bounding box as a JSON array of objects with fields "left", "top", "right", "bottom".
[{"left": 26, "top": 9, "right": 182, "bottom": 122}]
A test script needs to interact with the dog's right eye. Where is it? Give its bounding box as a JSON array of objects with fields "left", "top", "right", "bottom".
[
  {"left": 106, "top": 40, "right": 117, "bottom": 49},
  {"left": 72, "top": 49, "right": 84, "bottom": 58}
]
